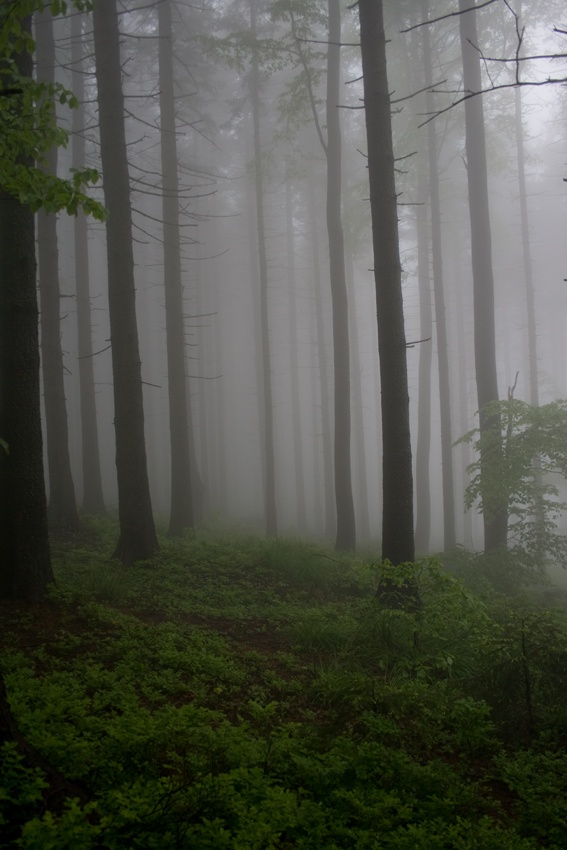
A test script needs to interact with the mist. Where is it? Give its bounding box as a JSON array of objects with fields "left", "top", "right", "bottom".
[{"left": 37, "top": 0, "right": 567, "bottom": 568}]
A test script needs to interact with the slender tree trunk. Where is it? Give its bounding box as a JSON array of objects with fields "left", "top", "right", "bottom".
[
  {"left": 327, "top": 0, "right": 355, "bottom": 551},
  {"left": 250, "top": 0, "right": 277, "bottom": 537},
  {"left": 515, "top": 86, "right": 538, "bottom": 408},
  {"left": 454, "top": 253, "right": 474, "bottom": 547},
  {"left": 308, "top": 168, "right": 335, "bottom": 540},
  {"left": 359, "top": 0, "right": 415, "bottom": 566},
  {"left": 422, "top": 1, "right": 456, "bottom": 550},
  {"left": 0, "top": 17, "right": 54, "bottom": 601},
  {"left": 158, "top": 0, "right": 194, "bottom": 537},
  {"left": 346, "top": 246, "right": 371, "bottom": 543},
  {"left": 414, "top": 151, "right": 433, "bottom": 555},
  {"left": 35, "top": 10, "right": 80, "bottom": 534},
  {"left": 514, "top": 1, "right": 544, "bottom": 559},
  {"left": 459, "top": 0, "right": 507, "bottom": 552},
  {"left": 247, "top": 155, "right": 267, "bottom": 514},
  {"left": 286, "top": 180, "right": 307, "bottom": 534},
  {"left": 93, "top": 0, "right": 159, "bottom": 563},
  {"left": 71, "top": 11, "right": 105, "bottom": 516}
]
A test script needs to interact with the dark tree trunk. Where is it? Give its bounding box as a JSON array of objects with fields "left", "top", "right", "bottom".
[
  {"left": 158, "top": 0, "right": 195, "bottom": 537},
  {"left": 35, "top": 10, "right": 81, "bottom": 534},
  {"left": 326, "top": 0, "right": 355, "bottom": 552},
  {"left": 286, "top": 180, "right": 307, "bottom": 534},
  {"left": 93, "top": 0, "right": 159, "bottom": 563},
  {"left": 459, "top": 0, "right": 507, "bottom": 552},
  {"left": 250, "top": 0, "right": 277, "bottom": 537},
  {"left": 0, "top": 17, "right": 54, "bottom": 602},
  {"left": 70, "top": 11, "right": 106, "bottom": 516},
  {"left": 421, "top": 1, "right": 456, "bottom": 551},
  {"left": 359, "top": 0, "right": 415, "bottom": 566}
]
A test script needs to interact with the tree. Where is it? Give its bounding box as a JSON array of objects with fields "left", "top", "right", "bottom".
[
  {"left": 358, "top": 0, "right": 415, "bottom": 567},
  {"left": 285, "top": 177, "right": 307, "bottom": 533},
  {"left": 250, "top": 0, "right": 278, "bottom": 537},
  {"left": 459, "top": 0, "right": 507, "bottom": 553},
  {"left": 0, "top": 90, "right": 53, "bottom": 599},
  {"left": 35, "top": 8, "right": 81, "bottom": 534},
  {"left": 284, "top": 0, "right": 356, "bottom": 550},
  {"left": 0, "top": 2, "right": 102, "bottom": 602},
  {"left": 93, "top": 0, "right": 159, "bottom": 563},
  {"left": 70, "top": 9, "right": 106, "bottom": 516},
  {"left": 421, "top": 0, "right": 456, "bottom": 552},
  {"left": 158, "top": 0, "right": 195, "bottom": 537},
  {"left": 325, "top": 0, "right": 355, "bottom": 551},
  {"left": 459, "top": 398, "right": 567, "bottom": 575}
]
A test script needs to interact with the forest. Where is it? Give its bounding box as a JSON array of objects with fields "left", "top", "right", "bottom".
[{"left": 1, "top": 0, "right": 567, "bottom": 846}]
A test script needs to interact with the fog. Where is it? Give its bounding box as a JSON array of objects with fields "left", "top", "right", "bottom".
[{"left": 44, "top": 0, "right": 567, "bottom": 561}]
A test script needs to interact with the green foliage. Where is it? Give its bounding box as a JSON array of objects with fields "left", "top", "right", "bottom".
[
  {"left": 0, "top": 1, "right": 105, "bottom": 218},
  {"left": 458, "top": 398, "right": 567, "bottom": 573},
  {"left": 1, "top": 524, "right": 567, "bottom": 847}
]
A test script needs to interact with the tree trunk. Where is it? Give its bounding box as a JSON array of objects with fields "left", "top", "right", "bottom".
[
  {"left": 326, "top": 0, "right": 355, "bottom": 552},
  {"left": 250, "top": 0, "right": 277, "bottom": 537},
  {"left": 70, "top": 11, "right": 106, "bottom": 516},
  {"left": 0, "top": 17, "right": 54, "bottom": 602},
  {"left": 308, "top": 168, "right": 335, "bottom": 540},
  {"left": 459, "top": 0, "right": 507, "bottom": 552},
  {"left": 158, "top": 0, "right": 194, "bottom": 537},
  {"left": 346, "top": 246, "right": 371, "bottom": 543},
  {"left": 35, "top": 9, "right": 81, "bottom": 534},
  {"left": 421, "top": 0, "right": 456, "bottom": 551},
  {"left": 286, "top": 180, "right": 307, "bottom": 534},
  {"left": 93, "top": 0, "right": 159, "bottom": 563},
  {"left": 359, "top": 0, "right": 415, "bottom": 566},
  {"left": 514, "top": 0, "right": 543, "bottom": 560},
  {"left": 414, "top": 150, "right": 433, "bottom": 555}
]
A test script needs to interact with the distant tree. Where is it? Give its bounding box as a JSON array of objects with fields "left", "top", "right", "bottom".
[
  {"left": 282, "top": 0, "right": 356, "bottom": 550},
  {"left": 249, "top": 0, "right": 278, "bottom": 537},
  {"left": 307, "top": 167, "right": 335, "bottom": 540},
  {"left": 285, "top": 178, "right": 307, "bottom": 534},
  {"left": 70, "top": 10, "right": 106, "bottom": 516},
  {"left": 458, "top": 0, "right": 507, "bottom": 553},
  {"left": 325, "top": 0, "right": 355, "bottom": 551},
  {"left": 35, "top": 8, "right": 81, "bottom": 534},
  {"left": 420, "top": 0, "right": 456, "bottom": 552},
  {"left": 158, "top": 0, "right": 195, "bottom": 537},
  {"left": 93, "top": 0, "right": 159, "bottom": 563}
]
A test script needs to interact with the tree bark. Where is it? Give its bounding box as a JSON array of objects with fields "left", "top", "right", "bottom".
[
  {"left": 35, "top": 9, "right": 81, "bottom": 534},
  {"left": 158, "top": 0, "right": 195, "bottom": 537},
  {"left": 359, "top": 0, "right": 415, "bottom": 566},
  {"left": 459, "top": 0, "right": 507, "bottom": 552},
  {"left": 93, "top": 0, "right": 159, "bottom": 563},
  {"left": 71, "top": 11, "right": 106, "bottom": 516},
  {"left": 0, "top": 16, "right": 54, "bottom": 602}
]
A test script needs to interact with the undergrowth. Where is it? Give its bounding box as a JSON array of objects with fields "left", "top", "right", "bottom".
[{"left": 1, "top": 520, "right": 566, "bottom": 848}]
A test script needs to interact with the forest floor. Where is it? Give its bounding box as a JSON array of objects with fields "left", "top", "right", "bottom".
[{"left": 1, "top": 518, "right": 567, "bottom": 848}]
